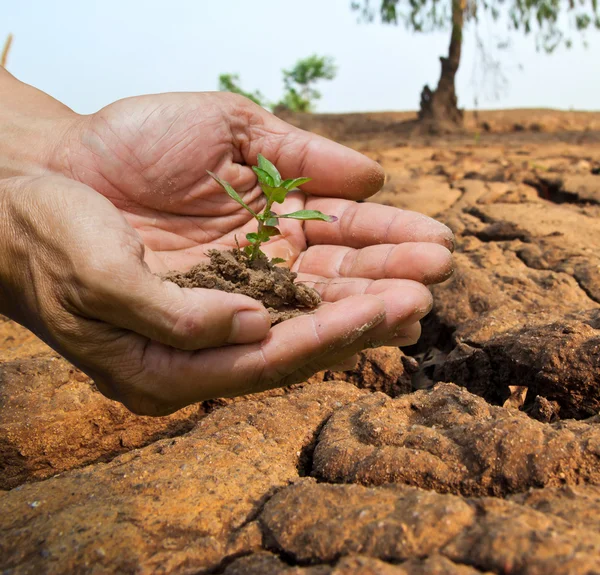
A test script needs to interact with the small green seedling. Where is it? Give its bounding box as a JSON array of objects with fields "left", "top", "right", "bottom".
[{"left": 208, "top": 155, "right": 336, "bottom": 263}]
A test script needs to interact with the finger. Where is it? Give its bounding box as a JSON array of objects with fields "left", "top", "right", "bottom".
[
  {"left": 302, "top": 198, "right": 455, "bottom": 251},
  {"left": 115, "top": 294, "right": 388, "bottom": 414},
  {"left": 296, "top": 276, "right": 432, "bottom": 344},
  {"left": 295, "top": 275, "right": 432, "bottom": 344},
  {"left": 296, "top": 274, "right": 429, "bottom": 303},
  {"left": 266, "top": 320, "right": 423, "bottom": 386},
  {"left": 294, "top": 243, "right": 453, "bottom": 285},
  {"left": 235, "top": 97, "right": 385, "bottom": 200},
  {"left": 349, "top": 281, "right": 431, "bottom": 344},
  {"left": 74, "top": 264, "right": 271, "bottom": 350}
]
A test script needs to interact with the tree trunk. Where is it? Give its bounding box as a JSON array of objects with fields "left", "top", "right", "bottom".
[{"left": 418, "top": 0, "right": 464, "bottom": 132}]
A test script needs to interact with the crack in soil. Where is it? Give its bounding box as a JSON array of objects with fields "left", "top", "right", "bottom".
[
  {"left": 572, "top": 272, "right": 600, "bottom": 305},
  {"left": 525, "top": 177, "right": 600, "bottom": 206},
  {"left": 514, "top": 250, "right": 600, "bottom": 305}
]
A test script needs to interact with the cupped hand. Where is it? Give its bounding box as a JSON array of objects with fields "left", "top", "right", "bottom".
[
  {"left": 2, "top": 92, "right": 454, "bottom": 415},
  {"left": 61, "top": 92, "right": 454, "bottom": 274}
]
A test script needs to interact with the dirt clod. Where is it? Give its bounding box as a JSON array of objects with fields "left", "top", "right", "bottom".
[
  {"left": 308, "top": 346, "right": 412, "bottom": 397},
  {"left": 163, "top": 249, "right": 321, "bottom": 324},
  {"left": 313, "top": 383, "right": 600, "bottom": 496}
]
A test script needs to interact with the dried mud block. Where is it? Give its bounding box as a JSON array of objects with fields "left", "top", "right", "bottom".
[
  {"left": 442, "top": 314, "right": 600, "bottom": 418},
  {"left": 510, "top": 484, "right": 600, "bottom": 531},
  {"left": 223, "top": 552, "right": 483, "bottom": 574},
  {"left": 544, "top": 174, "right": 600, "bottom": 204},
  {"left": 261, "top": 482, "right": 476, "bottom": 564},
  {"left": 420, "top": 234, "right": 600, "bottom": 417},
  {"left": 0, "top": 382, "right": 363, "bottom": 574},
  {"left": 367, "top": 175, "right": 461, "bottom": 217},
  {"left": 516, "top": 235, "right": 600, "bottom": 305},
  {"left": 442, "top": 495, "right": 600, "bottom": 575},
  {"left": 430, "top": 243, "right": 597, "bottom": 340},
  {"left": 475, "top": 182, "right": 541, "bottom": 205},
  {"left": 444, "top": 200, "right": 600, "bottom": 308},
  {"left": 529, "top": 395, "right": 561, "bottom": 423},
  {"left": 0, "top": 353, "right": 203, "bottom": 490},
  {"left": 261, "top": 482, "right": 600, "bottom": 575},
  {"left": 308, "top": 347, "right": 413, "bottom": 397},
  {"left": 313, "top": 383, "right": 600, "bottom": 496},
  {"left": 0, "top": 317, "right": 313, "bottom": 491}
]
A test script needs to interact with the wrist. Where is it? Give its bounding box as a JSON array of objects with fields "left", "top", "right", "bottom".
[
  {"left": 0, "top": 68, "right": 81, "bottom": 179},
  {"left": 0, "top": 178, "right": 29, "bottom": 322}
]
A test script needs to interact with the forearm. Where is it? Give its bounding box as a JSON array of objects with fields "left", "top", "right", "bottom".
[{"left": 0, "top": 68, "right": 79, "bottom": 178}]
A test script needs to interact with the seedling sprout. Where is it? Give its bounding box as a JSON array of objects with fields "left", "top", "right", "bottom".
[{"left": 208, "top": 155, "right": 336, "bottom": 263}]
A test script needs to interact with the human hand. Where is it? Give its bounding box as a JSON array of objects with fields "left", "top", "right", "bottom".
[{"left": 1, "top": 83, "right": 453, "bottom": 415}]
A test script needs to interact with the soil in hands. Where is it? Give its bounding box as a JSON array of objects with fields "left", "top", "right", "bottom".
[{"left": 163, "top": 249, "right": 321, "bottom": 325}]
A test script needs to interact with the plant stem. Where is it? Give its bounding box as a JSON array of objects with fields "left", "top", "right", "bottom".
[
  {"left": 249, "top": 197, "right": 274, "bottom": 261},
  {"left": 250, "top": 217, "right": 264, "bottom": 260}
]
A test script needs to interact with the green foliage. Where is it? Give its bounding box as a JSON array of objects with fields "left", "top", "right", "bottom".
[
  {"left": 351, "top": 0, "right": 599, "bottom": 52},
  {"left": 208, "top": 155, "right": 337, "bottom": 262},
  {"left": 218, "top": 56, "right": 337, "bottom": 113},
  {"left": 277, "top": 55, "right": 338, "bottom": 112},
  {"left": 218, "top": 73, "right": 267, "bottom": 107}
]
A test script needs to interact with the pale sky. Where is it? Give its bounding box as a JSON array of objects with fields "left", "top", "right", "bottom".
[{"left": 2, "top": 0, "right": 599, "bottom": 114}]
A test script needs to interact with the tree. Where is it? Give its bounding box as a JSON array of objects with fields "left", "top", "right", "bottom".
[
  {"left": 218, "top": 55, "right": 337, "bottom": 113},
  {"left": 218, "top": 73, "right": 267, "bottom": 107},
  {"left": 277, "top": 55, "right": 337, "bottom": 112},
  {"left": 352, "top": 0, "right": 600, "bottom": 132}
]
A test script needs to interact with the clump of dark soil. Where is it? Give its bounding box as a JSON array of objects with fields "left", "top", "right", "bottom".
[{"left": 163, "top": 249, "right": 321, "bottom": 324}]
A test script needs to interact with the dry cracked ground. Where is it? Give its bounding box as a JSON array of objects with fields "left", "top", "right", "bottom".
[{"left": 2, "top": 110, "right": 600, "bottom": 574}]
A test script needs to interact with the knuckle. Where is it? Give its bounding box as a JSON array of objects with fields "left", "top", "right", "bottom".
[{"left": 169, "top": 308, "right": 224, "bottom": 349}]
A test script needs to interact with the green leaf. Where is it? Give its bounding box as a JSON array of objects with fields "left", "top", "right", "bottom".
[
  {"left": 271, "top": 187, "right": 288, "bottom": 204},
  {"left": 279, "top": 210, "right": 338, "bottom": 222},
  {"left": 249, "top": 227, "right": 281, "bottom": 245},
  {"left": 257, "top": 154, "right": 282, "bottom": 186},
  {"left": 260, "top": 183, "right": 288, "bottom": 204},
  {"left": 244, "top": 246, "right": 254, "bottom": 257},
  {"left": 207, "top": 171, "right": 257, "bottom": 217},
  {"left": 270, "top": 257, "right": 286, "bottom": 265},
  {"left": 263, "top": 226, "right": 281, "bottom": 237},
  {"left": 282, "top": 177, "right": 312, "bottom": 190},
  {"left": 252, "top": 166, "right": 275, "bottom": 187},
  {"left": 259, "top": 183, "right": 288, "bottom": 204},
  {"left": 265, "top": 216, "right": 280, "bottom": 227}
]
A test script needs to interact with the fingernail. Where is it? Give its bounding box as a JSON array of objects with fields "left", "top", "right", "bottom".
[
  {"left": 441, "top": 225, "right": 456, "bottom": 252},
  {"left": 230, "top": 309, "right": 271, "bottom": 344}
]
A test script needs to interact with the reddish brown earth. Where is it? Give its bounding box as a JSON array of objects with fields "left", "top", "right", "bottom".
[{"left": 1, "top": 110, "right": 600, "bottom": 574}]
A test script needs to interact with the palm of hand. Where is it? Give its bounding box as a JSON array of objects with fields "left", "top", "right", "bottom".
[{"left": 68, "top": 93, "right": 308, "bottom": 273}]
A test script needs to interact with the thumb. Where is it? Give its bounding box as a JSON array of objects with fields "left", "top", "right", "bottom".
[
  {"left": 3, "top": 174, "right": 271, "bottom": 352},
  {"left": 73, "top": 263, "right": 271, "bottom": 350}
]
